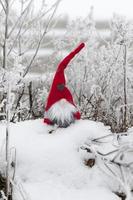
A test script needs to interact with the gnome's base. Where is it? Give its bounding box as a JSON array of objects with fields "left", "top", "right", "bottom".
[
  {"left": 47, "top": 121, "right": 74, "bottom": 134},
  {"left": 52, "top": 118, "right": 75, "bottom": 128}
]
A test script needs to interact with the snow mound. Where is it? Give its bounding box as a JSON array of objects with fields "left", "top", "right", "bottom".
[{"left": 0, "top": 119, "right": 120, "bottom": 200}]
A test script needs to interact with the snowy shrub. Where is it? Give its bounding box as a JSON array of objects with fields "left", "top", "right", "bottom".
[
  {"left": 51, "top": 13, "right": 133, "bottom": 132},
  {"left": 1, "top": 0, "right": 133, "bottom": 134},
  {"left": 0, "top": 0, "right": 61, "bottom": 123}
]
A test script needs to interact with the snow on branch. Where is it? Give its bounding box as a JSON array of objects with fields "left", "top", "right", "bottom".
[{"left": 79, "top": 133, "right": 133, "bottom": 199}]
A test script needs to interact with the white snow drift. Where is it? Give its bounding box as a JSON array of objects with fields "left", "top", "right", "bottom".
[{"left": 0, "top": 119, "right": 121, "bottom": 200}]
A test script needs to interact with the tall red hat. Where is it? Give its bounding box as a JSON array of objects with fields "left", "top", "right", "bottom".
[{"left": 44, "top": 43, "right": 85, "bottom": 125}]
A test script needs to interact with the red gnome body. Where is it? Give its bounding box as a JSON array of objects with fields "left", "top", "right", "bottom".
[{"left": 44, "top": 43, "right": 85, "bottom": 128}]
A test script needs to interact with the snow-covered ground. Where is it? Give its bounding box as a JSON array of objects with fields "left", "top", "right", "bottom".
[{"left": 0, "top": 119, "right": 124, "bottom": 200}]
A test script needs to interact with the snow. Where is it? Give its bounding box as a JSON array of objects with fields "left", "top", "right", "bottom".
[{"left": 0, "top": 119, "right": 120, "bottom": 200}]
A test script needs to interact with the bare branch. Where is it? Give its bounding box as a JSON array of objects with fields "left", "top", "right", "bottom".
[
  {"left": 11, "top": 85, "right": 25, "bottom": 122},
  {"left": 21, "top": 0, "right": 62, "bottom": 37},
  {"left": 8, "top": 0, "right": 32, "bottom": 38},
  {"left": 0, "top": 0, "right": 6, "bottom": 13},
  {"left": 7, "top": 6, "right": 30, "bottom": 56},
  {"left": 22, "top": 0, "right": 61, "bottom": 78}
]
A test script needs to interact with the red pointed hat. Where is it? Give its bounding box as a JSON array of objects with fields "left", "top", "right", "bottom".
[{"left": 45, "top": 43, "right": 85, "bottom": 111}]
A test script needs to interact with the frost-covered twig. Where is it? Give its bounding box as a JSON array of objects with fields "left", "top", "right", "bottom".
[
  {"left": 92, "top": 133, "right": 113, "bottom": 142},
  {"left": 80, "top": 138, "right": 133, "bottom": 199},
  {"left": 0, "top": 190, "right": 7, "bottom": 200},
  {"left": 9, "top": 147, "right": 16, "bottom": 181},
  {"left": 0, "top": 0, "right": 6, "bottom": 13},
  {"left": 7, "top": 0, "right": 32, "bottom": 38},
  {"left": 5, "top": 78, "right": 11, "bottom": 200},
  {"left": 22, "top": 0, "right": 62, "bottom": 79},
  {"left": 10, "top": 178, "right": 31, "bottom": 200}
]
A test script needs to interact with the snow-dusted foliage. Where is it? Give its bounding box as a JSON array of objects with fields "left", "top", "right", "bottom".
[
  {"left": 1, "top": 0, "right": 133, "bottom": 133},
  {"left": 51, "top": 13, "right": 133, "bottom": 132},
  {"left": 0, "top": 0, "right": 61, "bottom": 122}
]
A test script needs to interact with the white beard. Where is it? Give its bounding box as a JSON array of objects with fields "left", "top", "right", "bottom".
[{"left": 45, "top": 99, "right": 78, "bottom": 127}]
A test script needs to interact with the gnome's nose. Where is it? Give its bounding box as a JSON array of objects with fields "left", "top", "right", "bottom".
[{"left": 57, "top": 83, "right": 65, "bottom": 91}]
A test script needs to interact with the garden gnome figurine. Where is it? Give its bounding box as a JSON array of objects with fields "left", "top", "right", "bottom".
[{"left": 44, "top": 42, "right": 85, "bottom": 128}]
